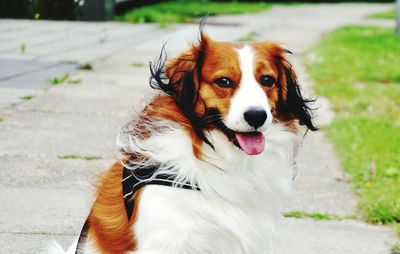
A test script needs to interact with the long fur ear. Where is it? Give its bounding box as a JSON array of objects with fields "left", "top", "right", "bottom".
[
  {"left": 276, "top": 56, "right": 318, "bottom": 131},
  {"left": 149, "top": 34, "right": 215, "bottom": 148}
]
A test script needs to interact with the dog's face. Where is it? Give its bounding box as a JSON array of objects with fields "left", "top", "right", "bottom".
[
  {"left": 197, "top": 41, "right": 282, "bottom": 155},
  {"left": 151, "top": 34, "right": 316, "bottom": 157}
]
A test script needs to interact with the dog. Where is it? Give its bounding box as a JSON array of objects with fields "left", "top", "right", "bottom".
[{"left": 49, "top": 31, "right": 316, "bottom": 254}]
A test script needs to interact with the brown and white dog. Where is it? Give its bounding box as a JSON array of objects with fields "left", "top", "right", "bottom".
[{"left": 49, "top": 32, "right": 316, "bottom": 254}]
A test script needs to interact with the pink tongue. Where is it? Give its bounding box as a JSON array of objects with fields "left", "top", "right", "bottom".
[{"left": 235, "top": 132, "right": 265, "bottom": 155}]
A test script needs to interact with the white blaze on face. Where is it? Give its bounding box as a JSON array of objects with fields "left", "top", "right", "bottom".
[{"left": 225, "top": 45, "right": 273, "bottom": 132}]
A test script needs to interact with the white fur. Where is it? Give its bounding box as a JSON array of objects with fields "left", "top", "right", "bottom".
[
  {"left": 47, "top": 239, "right": 78, "bottom": 254},
  {"left": 226, "top": 45, "right": 272, "bottom": 132},
  {"left": 76, "top": 236, "right": 100, "bottom": 254},
  {"left": 118, "top": 119, "right": 300, "bottom": 254}
]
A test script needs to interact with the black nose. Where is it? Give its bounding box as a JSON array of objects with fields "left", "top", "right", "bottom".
[{"left": 244, "top": 108, "right": 267, "bottom": 129}]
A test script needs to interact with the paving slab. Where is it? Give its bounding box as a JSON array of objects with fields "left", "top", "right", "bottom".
[
  {"left": 278, "top": 218, "right": 398, "bottom": 254},
  {"left": 0, "top": 111, "right": 127, "bottom": 158},
  {"left": 0, "top": 87, "right": 42, "bottom": 110},
  {"left": 0, "top": 188, "right": 89, "bottom": 235},
  {"left": 0, "top": 20, "right": 164, "bottom": 110},
  {"left": 289, "top": 132, "right": 357, "bottom": 215},
  {"left": 0, "top": 59, "right": 53, "bottom": 80},
  {"left": 0, "top": 233, "right": 76, "bottom": 254},
  {"left": 0, "top": 20, "right": 160, "bottom": 62},
  {"left": 0, "top": 60, "right": 76, "bottom": 90},
  {"left": 284, "top": 56, "right": 356, "bottom": 215},
  {"left": 0, "top": 154, "right": 113, "bottom": 189},
  {"left": 17, "top": 81, "right": 149, "bottom": 116}
]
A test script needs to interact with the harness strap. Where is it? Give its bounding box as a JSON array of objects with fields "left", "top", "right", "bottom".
[{"left": 122, "top": 164, "right": 200, "bottom": 220}]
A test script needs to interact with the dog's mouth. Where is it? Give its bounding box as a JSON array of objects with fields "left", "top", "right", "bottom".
[
  {"left": 234, "top": 131, "right": 265, "bottom": 155},
  {"left": 206, "top": 111, "right": 265, "bottom": 155}
]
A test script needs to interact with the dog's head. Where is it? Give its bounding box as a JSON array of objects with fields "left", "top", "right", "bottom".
[{"left": 150, "top": 33, "right": 317, "bottom": 157}]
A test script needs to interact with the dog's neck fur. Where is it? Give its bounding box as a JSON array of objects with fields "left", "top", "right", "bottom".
[{"left": 118, "top": 118, "right": 300, "bottom": 208}]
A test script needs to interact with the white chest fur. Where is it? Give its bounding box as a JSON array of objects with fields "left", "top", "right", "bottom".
[
  {"left": 119, "top": 123, "right": 301, "bottom": 254},
  {"left": 135, "top": 185, "right": 276, "bottom": 254}
]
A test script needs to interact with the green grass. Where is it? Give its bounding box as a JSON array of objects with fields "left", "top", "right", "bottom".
[
  {"left": 115, "top": 1, "right": 270, "bottom": 25},
  {"left": 67, "top": 78, "right": 82, "bottom": 84},
  {"left": 78, "top": 63, "right": 93, "bottom": 70},
  {"left": 49, "top": 73, "right": 82, "bottom": 85},
  {"left": 49, "top": 73, "right": 69, "bottom": 85},
  {"left": 307, "top": 26, "right": 400, "bottom": 227},
  {"left": 57, "top": 154, "right": 102, "bottom": 160},
  {"left": 20, "top": 43, "right": 27, "bottom": 53},
  {"left": 238, "top": 31, "right": 258, "bottom": 42},
  {"left": 370, "top": 9, "right": 396, "bottom": 19},
  {"left": 57, "top": 154, "right": 80, "bottom": 159},
  {"left": 392, "top": 242, "right": 400, "bottom": 254},
  {"left": 394, "top": 224, "right": 400, "bottom": 236},
  {"left": 284, "top": 211, "right": 348, "bottom": 221},
  {"left": 132, "top": 62, "right": 146, "bottom": 68},
  {"left": 20, "top": 95, "right": 35, "bottom": 101}
]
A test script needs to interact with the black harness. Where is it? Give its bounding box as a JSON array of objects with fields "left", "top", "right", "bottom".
[
  {"left": 122, "top": 162, "right": 200, "bottom": 220},
  {"left": 75, "top": 161, "right": 200, "bottom": 253}
]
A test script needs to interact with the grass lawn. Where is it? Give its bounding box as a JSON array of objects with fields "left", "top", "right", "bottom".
[
  {"left": 370, "top": 9, "right": 396, "bottom": 19},
  {"left": 115, "top": 1, "right": 270, "bottom": 24},
  {"left": 307, "top": 26, "right": 400, "bottom": 230}
]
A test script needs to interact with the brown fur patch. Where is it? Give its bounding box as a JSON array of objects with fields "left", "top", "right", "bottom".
[{"left": 86, "top": 161, "right": 136, "bottom": 253}]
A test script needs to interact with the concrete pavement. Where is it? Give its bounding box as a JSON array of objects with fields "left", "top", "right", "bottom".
[{"left": 0, "top": 3, "right": 398, "bottom": 253}]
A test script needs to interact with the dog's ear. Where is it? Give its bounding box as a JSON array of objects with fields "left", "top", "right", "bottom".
[
  {"left": 274, "top": 49, "right": 318, "bottom": 131},
  {"left": 166, "top": 33, "right": 212, "bottom": 92},
  {"left": 149, "top": 33, "right": 211, "bottom": 98},
  {"left": 165, "top": 47, "right": 200, "bottom": 94},
  {"left": 149, "top": 33, "right": 215, "bottom": 148}
]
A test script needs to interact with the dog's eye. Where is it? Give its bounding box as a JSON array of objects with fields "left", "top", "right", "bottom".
[
  {"left": 215, "top": 77, "right": 233, "bottom": 88},
  {"left": 260, "top": 75, "right": 275, "bottom": 87}
]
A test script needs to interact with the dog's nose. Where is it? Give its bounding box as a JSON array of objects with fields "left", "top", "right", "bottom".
[{"left": 243, "top": 108, "right": 267, "bottom": 129}]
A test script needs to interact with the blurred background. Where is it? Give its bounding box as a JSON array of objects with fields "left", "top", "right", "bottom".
[{"left": 0, "top": 0, "right": 399, "bottom": 253}]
